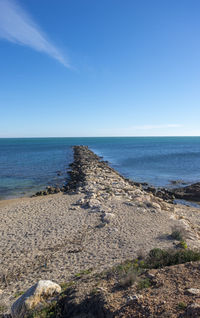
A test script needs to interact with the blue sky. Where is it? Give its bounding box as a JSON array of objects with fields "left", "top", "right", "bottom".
[{"left": 0, "top": 0, "right": 200, "bottom": 137}]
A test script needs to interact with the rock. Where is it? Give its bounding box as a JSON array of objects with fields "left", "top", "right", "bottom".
[
  {"left": 133, "top": 196, "right": 144, "bottom": 203},
  {"left": 145, "top": 186, "right": 156, "bottom": 195},
  {"left": 46, "top": 186, "right": 55, "bottom": 194},
  {"left": 170, "top": 179, "right": 187, "bottom": 185},
  {"left": 35, "top": 191, "right": 42, "bottom": 196},
  {"left": 102, "top": 212, "right": 115, "bottom": 223},
  {"left": 124, "top": 202, "right": 134, "bottom": 206},
  {"left": 76, "top": 198, "right": 85, "bottom": 205},
  {"left": 145, "top": 201, "right": 162, "bottom": 211},
  {"left": 186, "top": 303, "right": 200, "bottom": 317},
  {"left": 146, "top": 273, "right": 156, "bottom": 279},
  {"left": 11, "top": 280, "right": 61, "bottom": 318},
  {"left": 172, "top": 182, "right": 200, "bottom": 202},
  {"left": 127, "top": 294, "right": 143, "bottom": 302},
  {"left": 0, "top": 289, "right": 3, "bottom": 295},
  {"left": 186, "top": 288, "right": 200, "bottom": 295},
  {"left": 87, "top": 199, "right": 101, "bottom": 209}
]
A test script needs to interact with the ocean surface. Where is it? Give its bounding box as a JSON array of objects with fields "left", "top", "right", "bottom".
[{"left": 0, "top": 137, "right": 200, "bottom": 200}]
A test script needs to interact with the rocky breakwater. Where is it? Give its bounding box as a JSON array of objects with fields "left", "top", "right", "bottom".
[{"left": 67, "top": 146, "right": 172, "bottom": 223}]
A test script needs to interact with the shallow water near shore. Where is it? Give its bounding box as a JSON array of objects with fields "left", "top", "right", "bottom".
[{"left": 0, "top": 137, "right": 200, "bottom": 199}]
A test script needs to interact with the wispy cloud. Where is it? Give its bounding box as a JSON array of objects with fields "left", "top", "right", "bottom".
[
  {"left": 0, "top": 0, "right": 69, "bottom": 67},
  {"left": 131, "top": 124, "right": 182, "bottom": 130}
]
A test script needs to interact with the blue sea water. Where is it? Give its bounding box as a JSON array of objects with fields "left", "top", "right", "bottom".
[{"left": 0, "top": 137, "right": 200, "bottom": 200}]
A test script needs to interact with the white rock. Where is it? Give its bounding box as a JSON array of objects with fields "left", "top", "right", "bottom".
[
  {"left": 187, "top": 288, "right": 200, "bottom": 295},
  {"left": 169, "top": 214, "right": 178, "bottom": 220},
  {"left": 127, "top": 294, "right": 143, "bottom": 301},
  {"left": 11, "top": 280, "right": 61, "bottom": 318}
]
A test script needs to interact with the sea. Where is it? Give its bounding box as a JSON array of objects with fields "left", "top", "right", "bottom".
[{"left": 0, "top": 137, "right": 200, "bottom": 200}]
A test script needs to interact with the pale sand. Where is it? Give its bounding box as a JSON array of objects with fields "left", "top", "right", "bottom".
[{"left": 0, "top": 192, "right": 200, "bottom": 310}]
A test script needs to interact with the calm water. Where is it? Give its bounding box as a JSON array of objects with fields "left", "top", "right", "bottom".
[{"left": 0, "top": 137, "right": 200, "bottom": 199}]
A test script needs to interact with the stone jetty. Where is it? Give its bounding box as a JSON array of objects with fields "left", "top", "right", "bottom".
[
  {"left": 66, "top": 145, "right": 171, "bottom": 215},
  {"left": 33, "top": 146, "right": 199, "bottom": 205}
]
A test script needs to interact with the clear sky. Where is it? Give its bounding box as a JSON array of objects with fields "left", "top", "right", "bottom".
[{"left": 0, "top": 0, "right": 200, "bottom": 137}]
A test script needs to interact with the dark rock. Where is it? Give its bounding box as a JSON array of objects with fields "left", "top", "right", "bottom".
[
  {"left": 146, "top": 186, "right": 156, "bottom": 195},
  {"left": 170, "top": 179, "right": 187, "bottom": 185},
  {"left": 46, "top": 187, "right": 55, "bottom": 194},
  {"left": 172, "top": 182, "right": 200, "bottom": 202},
  {"left": 185, "top": 303, "right": 200, "bottom": 317},
  {"left": 54, "top": 187, "right": 60, "bottom": 193},
  {"left": 35, "top": 191, "right": 43, "bottom": 196}
]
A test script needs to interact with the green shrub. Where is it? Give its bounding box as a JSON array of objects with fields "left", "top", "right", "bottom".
[
  {"left": 147, "top": 248, "right": 200, "bottom": 269},
  {"left": 178, "top": 241, "right": 187, "bottom": 249},
  {"left": 137, "top": 278, "right": 151, "bottom": 290},
  {"left": 177, "top": 302, "right": 187, "bottom": 310},
  {"left": 116, "top": 259, "right": 146, "bottom": 288}
]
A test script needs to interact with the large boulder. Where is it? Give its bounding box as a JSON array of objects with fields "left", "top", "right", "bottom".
[{"left": 11, "top": 280, "right": 61, "bottom": 318}]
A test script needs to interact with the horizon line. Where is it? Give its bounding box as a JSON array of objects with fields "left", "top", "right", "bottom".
[{"left": 1, "top": 135, "right": 200, "bottom": 139}]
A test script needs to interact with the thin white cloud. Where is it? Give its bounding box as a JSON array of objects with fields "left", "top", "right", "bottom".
[
  {"left": 0, "top": 0, "right": 69, "bottom": 67},
  {"left": 131, "top": 124, "right": 182, "bottom": 131}
]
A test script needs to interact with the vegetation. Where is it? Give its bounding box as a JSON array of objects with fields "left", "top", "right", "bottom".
[
  {"left": 60, "top": 281, "right": 75, "bottom": 291},
  {"left": 119, "top": 270, "right": 138, "bottom": 288},
  {"left": 28, "top": 301, "right": 58, "bottom": 318},
  {"left": 146, "top": 248, "right": 200, "bottom": 269},
  {"left": 115, "top": 248, "right": 200, "bottom": 288},
  {"left": 113, "top": 259, "right": 149, "bottom": 289},
  {"left": 137, "top": 278, "right": 151, "bottom": 290},
  {"left": 178, "top": 241, "right": 188, "bottom": 249},
  {"left": 177, "top": 302, "right": 187, "bottom": 310},
  {"left": 170, "top": 225, "right": 187, "bottom": 241},
  {"left": 74, "top": 268, "right": 93, "bottom": 277}
]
